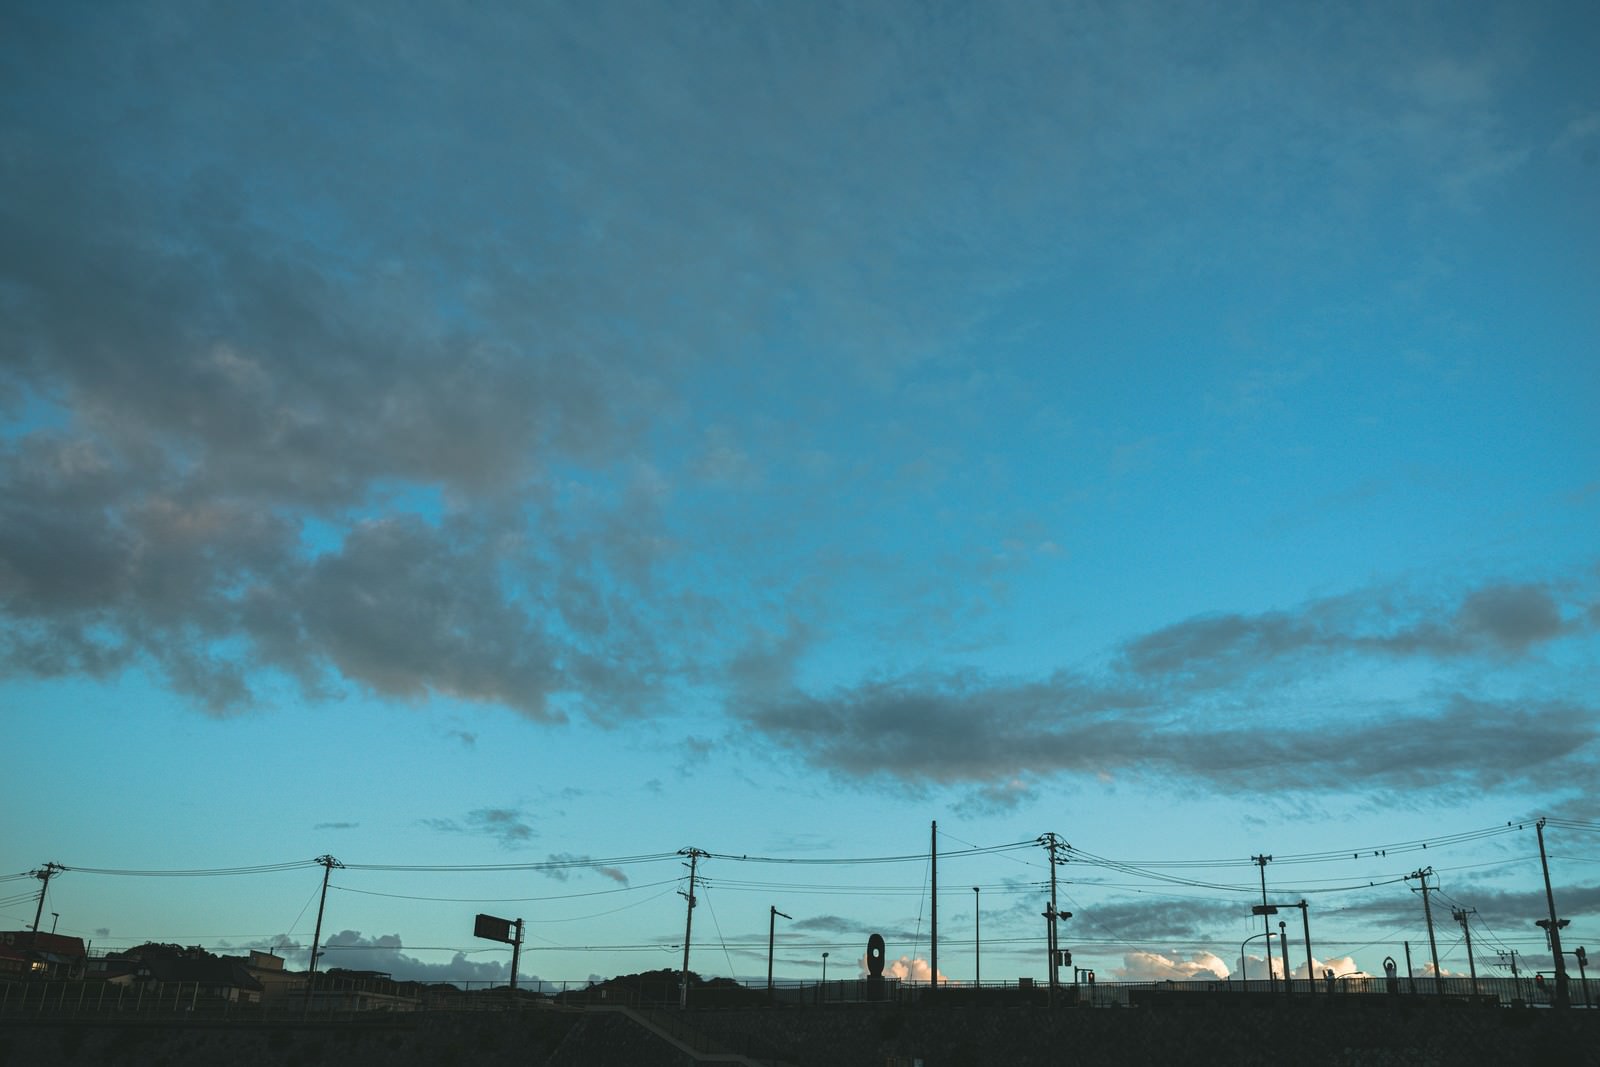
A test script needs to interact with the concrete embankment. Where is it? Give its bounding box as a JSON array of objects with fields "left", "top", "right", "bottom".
[{"left": 2, "top": 1001, "right": 1597, "bottom": 1066}]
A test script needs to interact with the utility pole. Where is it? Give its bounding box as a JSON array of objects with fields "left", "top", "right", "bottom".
[
  {"left": 678, "top": 848, "right": 707, "bottom": 1009},
  {"left": 510, "top": 919, "right": 524, "bottom": 992},
  {"left": 1296, "top": 901, "right": 1313, "bottom": 995},
  {"left": 1408, "top": 867, "right": 1441, "bottom": 994},
  {"left": 1535, "top": 818, "right": 1571, "bottom": 1009},
  {"left": 304, "top": 854, "right": 343, "bottom": 1011},
  {"left": 1452, "top": 908, "right": 1479, "bottom": 997},
  {"left": 1498, "top": 949, "right": 1523, "bottom": 1003},
  {"left": 930, "top": 821, "right": 938, "bottom": 988},
  {"left": 1038, "top": 834, "right": 1067, "bottom": 993},
  {"left": 28, "top": 863, "right": 64, "bottom": 947},
  {"left": 973, "top": 886, "right": 981, "bottom": 987},
  {"left": 1253, "top": 855, "right": 1273, "bottom": 994},
  {"left": 767, "top": 906, "right": 791, "bottom": 999}
]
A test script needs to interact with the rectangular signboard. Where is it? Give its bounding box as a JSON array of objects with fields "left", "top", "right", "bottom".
[{"left": 474, "top": 913, "right": 515, "bottom": 943}]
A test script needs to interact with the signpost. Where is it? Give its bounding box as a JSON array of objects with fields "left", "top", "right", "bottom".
[{"left": 474, "top": 913, "right": 524, "bottom": 992}]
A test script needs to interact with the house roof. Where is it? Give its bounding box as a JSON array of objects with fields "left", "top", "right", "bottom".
[
  {"left": 139, "top": 957, "right": 264, "bottom": 991},
  {"left": 0, "top": 930, "right": 88, "bottom": 958}
]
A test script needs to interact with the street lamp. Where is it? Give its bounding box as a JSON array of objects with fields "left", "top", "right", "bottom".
[
  {"left": 973, "top": 886, "right": 981, "bottom": 987},
  {"left": 1240, "top": 931, "right": 1276, "bottom": 988},
  {"left": 767, "top": 906, "right": 792, "bottom": 999},
  {"left": 1279, "top": 921, "right": 1290, "bottom": 994},
  {"left": 821, "top": 952, "right": 829, "bottom": 1002},
  {"left": 50, "top": 913, "right": 59, "bottom": 935}
]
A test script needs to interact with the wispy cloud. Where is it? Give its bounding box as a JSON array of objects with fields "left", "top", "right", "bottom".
[
  {"left": 542, "top": 853, "right": 629, "bottom": 885},
  {"left": 421, "top": 807, "right": 536, "bottom": 848}
]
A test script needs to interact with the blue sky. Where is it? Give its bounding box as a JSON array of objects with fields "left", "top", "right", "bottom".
[{"left": 2, "top": 1, "right": 1597, "bottom": 989}]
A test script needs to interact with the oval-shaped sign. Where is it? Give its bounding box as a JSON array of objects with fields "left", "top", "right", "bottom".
[{"left": 867, "top": 933, "right": 885, "bottom": 977}]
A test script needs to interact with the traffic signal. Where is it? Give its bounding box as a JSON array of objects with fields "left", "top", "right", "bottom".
[
  {"left": 1577, "top": 947, "right": 1588, "bottom": 967},
  {"left": 1060, "top": 950, "right": 1072, "bottom": 967}
]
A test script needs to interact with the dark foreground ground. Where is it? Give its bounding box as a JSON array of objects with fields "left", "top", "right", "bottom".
[{"left": 2, "top": 1000, "right": 1597, "bottom": 1067}]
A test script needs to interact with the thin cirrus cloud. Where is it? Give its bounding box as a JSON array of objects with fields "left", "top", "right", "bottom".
[{"left": 421, "top": 808, "right": 537, "bottom": 849}]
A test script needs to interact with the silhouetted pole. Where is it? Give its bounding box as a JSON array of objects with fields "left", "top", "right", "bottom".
[
  {"left": 930, "top": 821, "right": 938, "bottom": 988},
  {"left": 1404, "top": 941, "right": 1415, "bottom": 994},
  {"left": 1279, "top": 921, "right": 1291, "bottom": 994},
  {"left": 304, "top": 854, "right": 343, "bottom": 1010},
  {"left": 510, "top": 919, "right": 523, "bottom": 992},
  {"left": 1041, "top": 904, "right": 1055, "bottom": 1001},
  {"left": 1253, "top": 855, "right": 1273, "bottom": 994},
  {"left": 973, "top": 886, "right": 981, "bottom": 987},
  {"left": 1297, "top": 900, "right": 1313, "bottom": 995},
  {"left": 1038, "top": 833, "right": 1066, "bottom": 993},
  {"left": 28, "top": 863, "right": 63, "bottom": 947},
  {"left": 678, "top": 848, "right": 706, "bottom": 1009},
  {"left": 1241, "top": 931, "right": 1273, "bottom": 987},
  {"left": 1452, "top": 908, "right": 1478, "bottom": 996},
  {"left": 1535, "top": 818, "right": 1571, "bottom": 1008},
  {"left": 767, "top": 905, "right": 791, "bottom": 998},
  {"left": 1408, "top": 867, "right": 1441, "bottom": 993}
]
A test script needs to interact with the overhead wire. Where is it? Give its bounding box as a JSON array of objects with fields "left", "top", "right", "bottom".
[
  {"left": 63, "top": 860, "right": 321, "bottom": 877},
  {"left": 341, "top": 852, "right": 681, "bottom": 873},
  {"left": 331, "top": 876, "right": 680, "bottom": 905}
]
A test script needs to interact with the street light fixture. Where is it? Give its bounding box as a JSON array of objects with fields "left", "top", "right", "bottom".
[{"left": 821, "top": 952, "right": 829, "bottom": 1003}]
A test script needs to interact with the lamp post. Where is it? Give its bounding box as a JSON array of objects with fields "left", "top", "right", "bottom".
[
  {"left": 973, "top": 886, "right": 981, "bottom": 987},
  {"left": 1240, "top": 931, "right": 1275, "bottom": 988},
  {"left": 50, "top": 913, "right": 59, "bottom": 935},
  {"left": 1279, "top": 921, "right": 1290, "bottom": 994},
  {"left": 767, "top": 906, "right": 792, "bottom": 999},
  {"left": 821, "top": 952, "right": 829, "bottom": 1003}
]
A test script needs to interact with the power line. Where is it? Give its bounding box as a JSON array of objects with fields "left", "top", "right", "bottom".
[
  {"left": 341, "top": 852, "right": 681, "bottom": 873},
  {"left": 331, "top": 876, "right": 681, "bottom": 904},
  {"left": 64, "top": 860, "right": 320, "bottom": 877}
]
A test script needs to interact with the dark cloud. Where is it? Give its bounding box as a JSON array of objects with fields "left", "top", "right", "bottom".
[
  {"left": 542, "top": 854, "right": 629, "bottom": 885},
  {"left": 1077, "top": 898, "right": 1242, "bottom": 942},
  {"left": 297, "top": 517, "right": 562, "bottom": 719},
  {"left": 741, "top": 672, "right": 1596, "bottom": 796},
  {"left": 314, "top": 822, "right": 359, "bottom": 832},
  {"left": 1123, "top": 581, "right": 1580, "bottom": 683},
  {"left": 421, "top": 808, "right": 536, "bottom": 848},
  {"left": 791, "top": 915, "right": 856, "bottom": 934},
  {"left": 740, "top": 671, "right": 1150, "bottom": 781},
  {"left": 734, "top": 571, "right": 1599, "bottom": 796},
  {"left": 1453, "top": 585, "right": 1566, "bottom": 652},
  {"left": 0, "top": 431, "right": 682, "bottom": 717}
]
